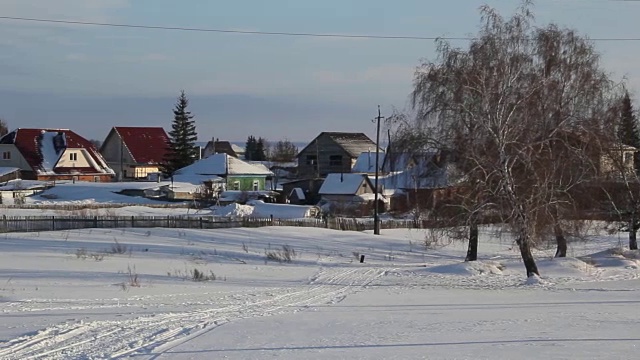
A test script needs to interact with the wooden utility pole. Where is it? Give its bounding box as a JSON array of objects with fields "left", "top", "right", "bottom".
[{"left": 373, "top": 106, "right": 384, "bottom": 235}]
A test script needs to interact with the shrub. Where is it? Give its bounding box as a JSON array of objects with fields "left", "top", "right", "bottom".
[
  {"left": 109, "top": 239, "right": 128, "bottom": 254},
  {"left": 191, "top": 268, "right": 217, "bottom": 282},
  {"left": 265, "top": 245, "right": 297, "bottom": 263}
]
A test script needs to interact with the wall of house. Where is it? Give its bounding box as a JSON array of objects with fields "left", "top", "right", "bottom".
[
  {"left": 600, "top": 150, "right": 636, "bottom": 179},
  {"left": 297, "top": 135, "right": 354, "bottom": 178},
  {"left": 0, "top": 144, "right": 32, "bottom": 171},
  {"left": 101, "top": 132, "right": 135, "bottom": 180},
  {"left": 0, "top": 170, "right": 20, "bottom": 183},
  {"left": 36, "top": 174, "right": 113, "bottom": 183},
  {"left": 0, "top": 189, "right": 43, "bottom": 204},
  {"left": 57, "top": 149, "right": 92, "bottom": 168},
  {"left": 226, "top": 176, "right": 265, "bottom": 191},
  {"left": 167, "top": 191, "right": 194, "bottom": 200},
  {"left": 321, "top": 194, "right": 361, "bottom": 203},
  {"left": 355, "top": 179, "right": 374, "bottom": 195},
  {"left": 132, "top": 165, "right": 160, "bottom": 179}
]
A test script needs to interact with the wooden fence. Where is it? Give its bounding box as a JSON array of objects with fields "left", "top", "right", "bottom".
[{"left": 0, "top": 215, "right": 439, "bottom": 234}]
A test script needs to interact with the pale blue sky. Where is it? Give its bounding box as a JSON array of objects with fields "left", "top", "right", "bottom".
[{"left": 0, "top": 0, "right": 638, "bottom": 143}]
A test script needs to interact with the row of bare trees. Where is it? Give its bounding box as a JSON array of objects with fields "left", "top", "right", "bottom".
[{"left": 392, "top": 1, "right": 638, "bottom": 278}]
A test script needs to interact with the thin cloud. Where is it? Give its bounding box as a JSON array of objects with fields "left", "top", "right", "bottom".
[
  {"left": 0, "top": 0, "right": 130, "bottom": 23},
  {"left": 312, "top": 64, "right": 414, "bottom": 85}
]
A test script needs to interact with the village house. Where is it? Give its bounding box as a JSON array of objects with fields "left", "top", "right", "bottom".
[
  {"left": 100, "top": 127, "right": 170, "bottom": 180},
  {"left": 0, "top": 128, "right": 114, "bottom": 182},
  {"left": 351, "top": 151, "right": 386, "bottom": 175},
  {"left": 296, "top": 132, "right": 382, "bottom": 178},
  {"left": 201, "top": 138, "right": 245, "bottom": 159},
  {"left": 281, "top": 178, "right": 325, "bottom": 205},
  {"left": 173, "top": 152, "right": 273, "bottom": 192},
  {"left": 318, "top": 173, "right": 379, "bottom": 208}
]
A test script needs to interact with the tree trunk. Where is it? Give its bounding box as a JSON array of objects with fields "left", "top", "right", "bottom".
[
  {"left": 517, "top": 235, "right": 539, "bottom": 278},
  {"left": 465, "top": 221, "right": 478, "bottom": 262},
  {"left": 629, "top": 218, "right": 638, "bottom": 250},
  {"left": 554, "top": 223, "right": 567, "bottom": 258}
]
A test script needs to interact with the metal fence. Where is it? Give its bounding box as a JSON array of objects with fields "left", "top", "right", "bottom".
[{"left": 0, "top": 215, "right": 437, "bottom": 234}]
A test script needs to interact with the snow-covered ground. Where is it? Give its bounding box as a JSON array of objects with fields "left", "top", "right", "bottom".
[{"left": 1, "top": 222, "right": 640, "bottom": 359}]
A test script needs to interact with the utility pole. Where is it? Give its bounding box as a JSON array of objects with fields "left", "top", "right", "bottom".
[{"left": 373, "top": 105, "right": 384, "bottom": 235}]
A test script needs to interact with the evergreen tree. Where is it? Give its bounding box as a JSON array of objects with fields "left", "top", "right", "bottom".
[
  {"left": 163, "top": 90, "right": 198, "bottom": 176},
  {"left": 618, "top": 91, "right": 640, "bottom": 147},
  {"left": 617, "top": 91, "right": 640, "bottom": 175},
  {"left": 255, "top": 137, "right": 267, "bottom": 161},
  {"left": 245, "top": 135, "right": 257, "bottom": 160}
]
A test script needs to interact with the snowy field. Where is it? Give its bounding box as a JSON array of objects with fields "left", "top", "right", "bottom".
[{"left": 1, "top": 222, "right": 640, "bottom": 359}]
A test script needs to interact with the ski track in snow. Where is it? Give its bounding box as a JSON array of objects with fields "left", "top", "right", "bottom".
[{"left": 0, "top": 267, "right": 390, "bottom": 360}]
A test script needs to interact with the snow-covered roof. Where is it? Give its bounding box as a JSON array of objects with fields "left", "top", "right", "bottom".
[
  {"left": 175, "top": 153, "right": 273, "bottom": 177},
  {"left": 0, "top": 179, "right": 50, "bottom": 191},
  {"left": 375, "top": 164, "right": 455, "bottom": 190},
  {"left": 290, "top": 187, "right": 305, "bottom": 200},
  {"left": 319, "top": 173, "right": 371, "bottom": 195},
  {"left": 0, "top": 167, "right": 20, "bottom": 177},
  {"left": 231, "top": 144, "right": 245, "bottom": 154},
  {"left": 378, "top": 151, "right": 458, "bottom": 190},
  {"left": 0, "top": 128, "right": 114, "bottom": 176},
  {"left": 352, "top": 151, "right": 386, "bottom": 173},
  {"left": 40, "top": 131, "right": 66, "bottom": 174}
]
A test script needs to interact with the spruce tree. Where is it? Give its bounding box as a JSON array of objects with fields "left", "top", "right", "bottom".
[
  {"left": 255, "top": 137, "right": 267, "bottom": 161},
  {"left": 245, "top": 135, "right": 257, "bottom": 161},
  {"left": 617, "top": 91, "right": 640, "bottom": 175},
  {"left": 164, "top": 90, "right": 198, "bottom": 176}
]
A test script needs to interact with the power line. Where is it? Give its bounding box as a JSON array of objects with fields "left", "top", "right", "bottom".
[{"left": 1, "top": 15, "right": 640, "bottom": 42}]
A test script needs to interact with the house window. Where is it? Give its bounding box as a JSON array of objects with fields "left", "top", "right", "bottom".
[
  {"left": 306, "top": 155, "right": 317, "bottom": 165},
  {"left": 70, "top": 153, "right": 78, "bottom": 161},
  {"left": 624, "top": 152, "right": 633, "bottom": 164},
  {"left": 329, "top": 155, "right": 342, "bottom": 166},
  {"left": 233, "top": 181, "right": 240, "bottom": 190},
  {"left": 252, "top": 180, "right": 260, "bottom": 191},
  {"left": 2, "top": 151, "right": 10, "bottom": 160},
  {"left": 94, "top": 176, "right": 100, "bottom": 182}
]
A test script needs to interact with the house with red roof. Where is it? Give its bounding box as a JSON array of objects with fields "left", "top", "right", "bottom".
[
  {"left": 100, "top": 127, "right": 170, "bottom": 180},
  {"left": 0, "top": 128, "right": 115, "bottom": 182}
]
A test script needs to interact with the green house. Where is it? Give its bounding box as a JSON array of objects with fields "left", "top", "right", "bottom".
[{"left": 174, "top": 153, "right": 273, "bottom": 191}]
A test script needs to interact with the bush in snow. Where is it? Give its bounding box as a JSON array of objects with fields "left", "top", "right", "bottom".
[{"left": 265, "top": 245, "right": 297, "bottom": 263}]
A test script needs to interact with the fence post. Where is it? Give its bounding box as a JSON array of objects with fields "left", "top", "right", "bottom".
[
  {"left": 270, "top": 214, "right": 274, "bottom": 226},
  {"left": 131, "top": 216, "right": 135, "bottom": 228},
  {"left": 93, "top": 216, "right": 98, "bottom": 228},
  {"left": 52, "top": 216, "right": 56, "bottom": 231},
  {"left": 200, "top": 217, "right": 204, "bottom": 229}
]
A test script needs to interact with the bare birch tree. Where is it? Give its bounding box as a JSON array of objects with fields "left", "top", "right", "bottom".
[{"left": 410, "top": 2, "right": 621, "bottom": 277}]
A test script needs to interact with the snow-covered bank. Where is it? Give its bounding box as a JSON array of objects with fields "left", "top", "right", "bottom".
[{"left": 1, "top": 226, "right": 639, "bottom": 359}]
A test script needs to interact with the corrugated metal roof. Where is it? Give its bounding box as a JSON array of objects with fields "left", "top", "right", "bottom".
[{"left": 113, "top": 127, "right": 169, "bottom": 164}]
